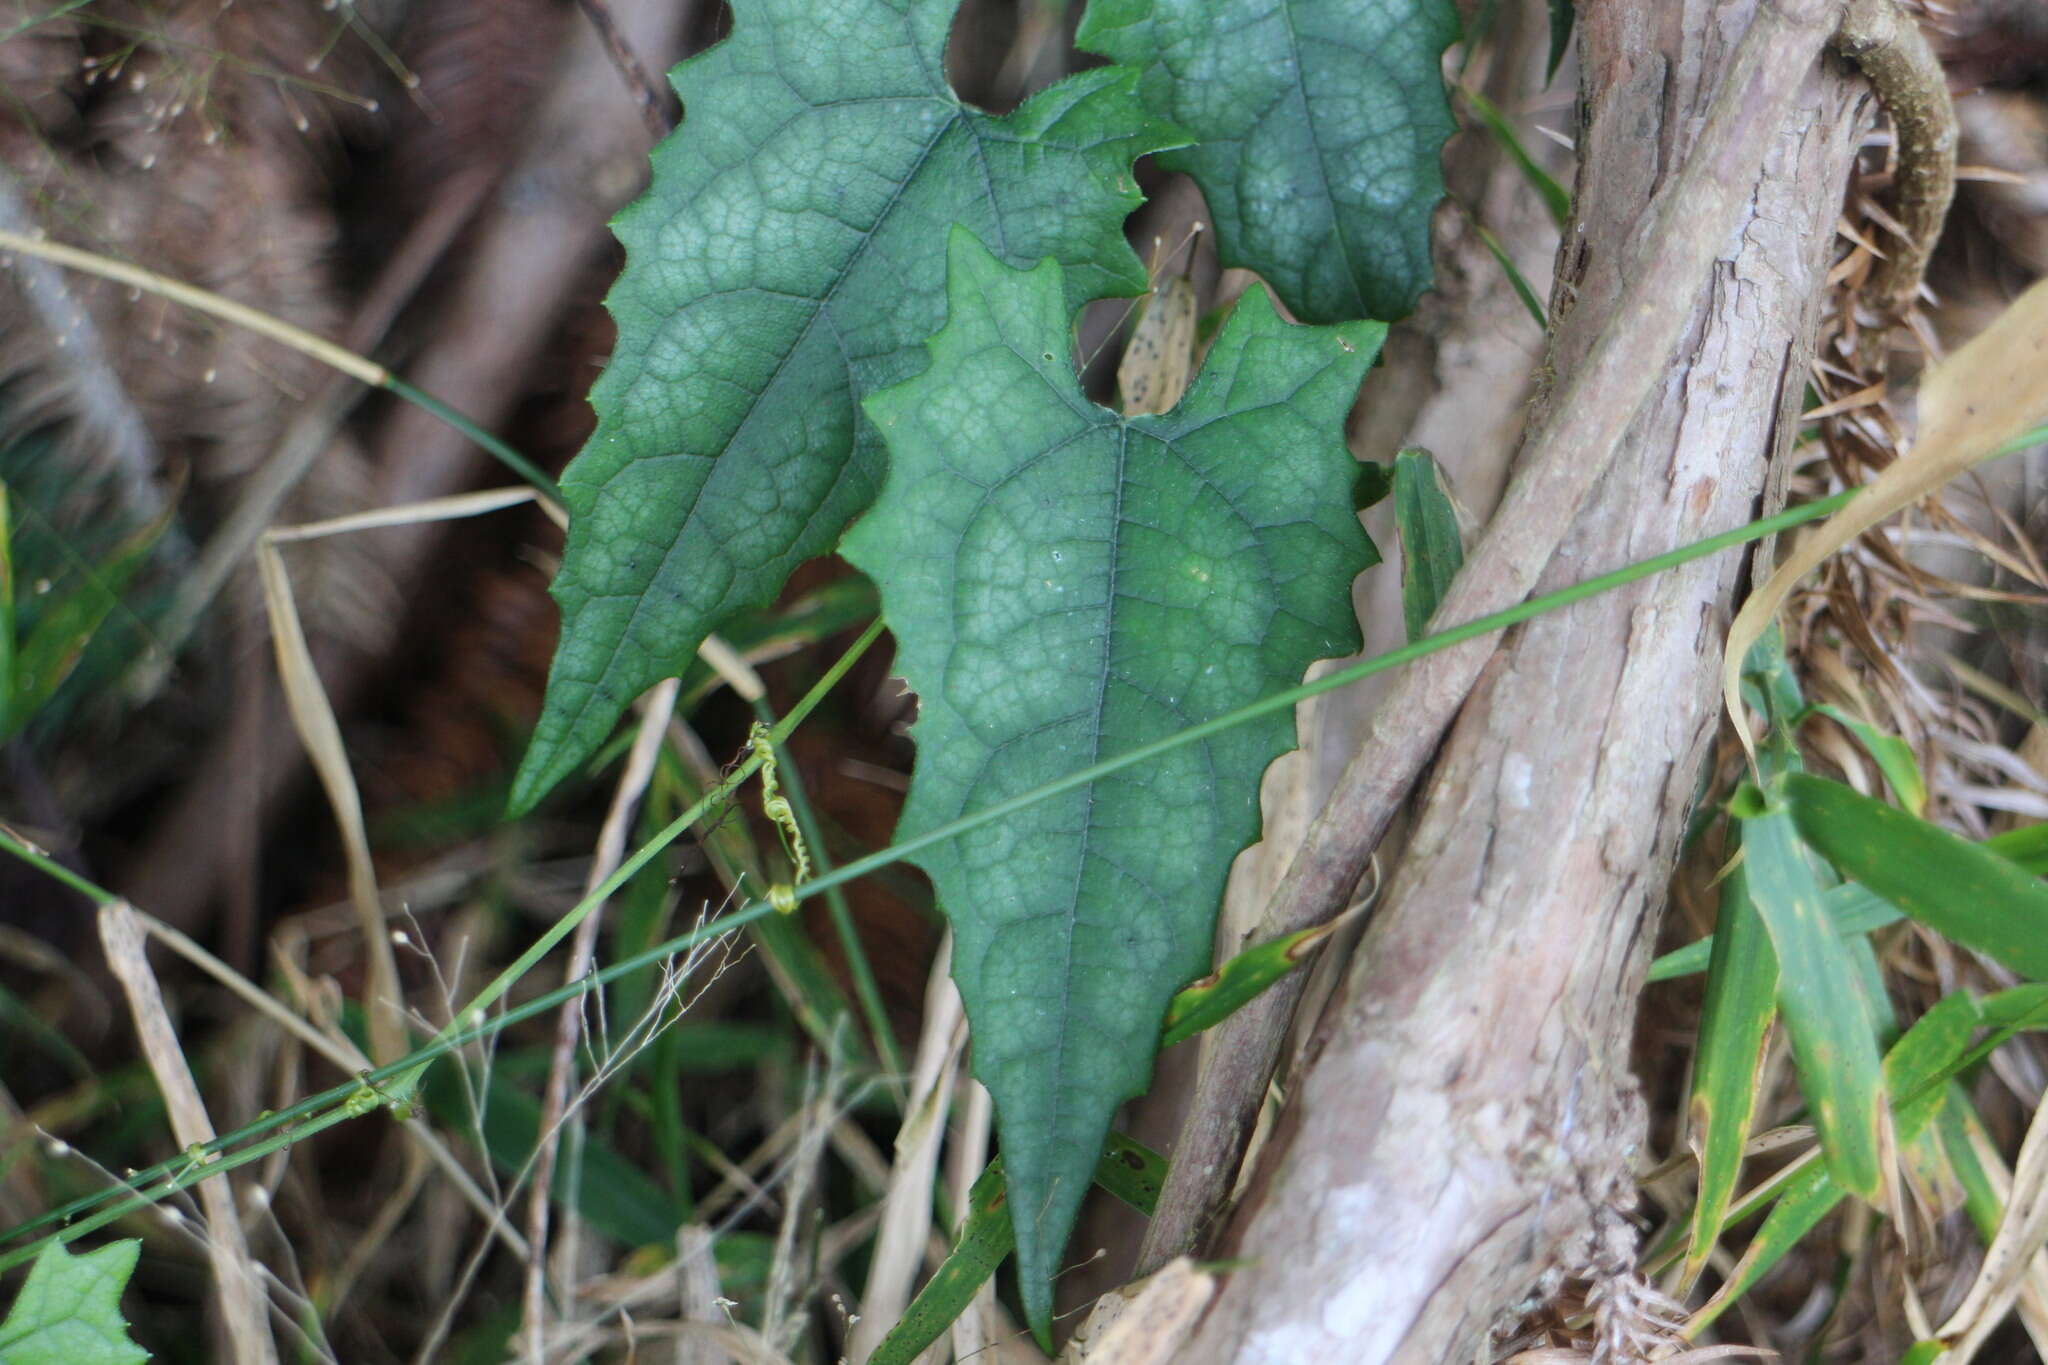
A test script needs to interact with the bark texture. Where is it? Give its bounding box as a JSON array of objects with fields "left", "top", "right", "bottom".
[{"left": 1181, "top": 4, "right": 1871, "bottom": 1361}]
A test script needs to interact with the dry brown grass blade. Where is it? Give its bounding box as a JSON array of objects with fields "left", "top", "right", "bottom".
[
  {"left": 99, "top": 899, "right": 278, "bottom": 1365},
  {"left": 0, "top": 227, "right": 388, "bottom": 385},
  {"left": 524, "top": 675, "right": 682, "bottom": 1361},
  {"left": 256, "top": 536, "right": 407, "bottom": 1068},
  {"left": 676, "top": 1224, "right": 732, "bottom": 1365},
  {"left": 1725, "top": 274, "right": 2048, "bottom": 761},
  {"left": 1938, "top": 1105, "right": 2048, "bottom": 1360},
  {"left": 850, "top": 934, "right": 966, "bottom": 1363},
  {"left": 935, "top": 1075, "right": 999, "bottom": 1365}
]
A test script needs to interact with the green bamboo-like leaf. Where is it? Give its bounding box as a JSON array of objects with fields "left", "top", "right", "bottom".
[
  {"left": 842, "top": 231, "right": 1380, "bottom": 1333},
  {"left": 1804, "top": 703, "right": 1928, "bottom": 816},
  {"left": 1648, "top": 822, "right": 2048, "bottom": 982},
  {"left": 1689, "top": 1158, "right": 1843, "bottom": 1332},
  {"left": 1077, "top": 0, "right": 1459, "bottom": 324},
  {"left": 510, "top": 0, "right": 1185, "bottom": 811},
  {"left": 867, "top": 1134, "right": 1164, "bottom": 1365},
  {"left": 1682, "top": 853, "right": 1776, "bottom": 1290},
  {"left": 0, "top": 1240, "right": 147, "bottom": 1365},
  {"left": 1738, "top": 784, "right": 1888, "bottom": 1200},
  {"left": 1786, "top": 773, "right": 2048, "bottom": 980},
  {"left": 1391, "top": 447, "right": 1463, "bottom": 643},
  {"left": 1688, "top": 994, "right": 1967, "bottom": 1330},
  {"left": 1886, "top": 990, "right": 1980, "bottom": 1138},
  {"left": 1649, "top": 881, "right": 1898, "bottom": 982}
]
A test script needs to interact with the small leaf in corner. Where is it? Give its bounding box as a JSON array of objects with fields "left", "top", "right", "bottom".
[{"left": 0, "top": 1240, "right": 149, "bottom": 1365}]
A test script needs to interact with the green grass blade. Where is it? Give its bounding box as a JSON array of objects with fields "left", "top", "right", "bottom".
[
  {"left": 419, "top": 1056, "right": 690, "bottom": 1248},
  {"left": 1803, "top": 703, "right": 1928, "bottom": 816},
  {"left": 1682, "top": 853, "right": 1777, "bottom": 1289},
  {"left": 1470, "top": 218, "right": 1548, "bottom": 329},
  {"left": 1786, "top": 773, "right": 2048, "bottom": 980},
  {"left": 868, "top": 1160, "right": 1015, "bottom": 1365},
  {"left": 1650, "top": 822, "right": 2048, "bottom": 982},
  {"left": 1677, "top": 981, "right": 1978, "bottom": 1310},
  {"left": 1649, "top": 881, "right": 1899, "bottom": 982},
  {"left": 1393, "top": 447, "right": 1465, "bottom": 644},
  {"left": 1688, "top": 1159, "right": 1844, "bottom": 1333},
  {"left": 6, "top": 498, "right": 171, "bottom": 741},
  {"left": 0, "top": 483, "right": 14, "bottom": 742},
  {"left": 1739, "top": 785, "right": 1888, "bottom": 1199},
  {"left": 1459, "top": 85, "right": 1570, "bottom": 224},
  {"left": 1885, "top": 990, "right": 1982, "bottom": 1139}
]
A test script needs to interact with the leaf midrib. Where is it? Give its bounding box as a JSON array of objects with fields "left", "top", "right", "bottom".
[
  {"left": 573, "top": 103, "right": 964, "bottom": 727},
  {"left": 1274, "top": 0, "right": 1368, "bottom": 317}
]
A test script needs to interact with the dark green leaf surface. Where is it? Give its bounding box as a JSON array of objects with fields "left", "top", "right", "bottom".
[
  {"left": 843, "top": 232, "right": 1380, "bottom": 1331},
  {"left": 512, "top": 0, "right": 1183, "bottom": 810},
  {"left": 1787, "top": 774, "right": 2048, "bottom": 980},
  {"left": 0, "top": 1241, "right": 147, "bottom": 1365},
  {"left": 1077, "top": 0, "right": 1459, "bottom": 324}
]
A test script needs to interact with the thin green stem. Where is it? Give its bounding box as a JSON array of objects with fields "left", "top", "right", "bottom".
[
  {"left": 0, "top": 833, "right": 115, "bottom": 905},
  {"left": 384, "top": 377, "right": 564, "bottom": 508}
]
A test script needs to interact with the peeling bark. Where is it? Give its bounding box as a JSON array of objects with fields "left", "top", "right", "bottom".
[{"left": 1180, "top": 4, "right": 1871, "bottom": 1361}]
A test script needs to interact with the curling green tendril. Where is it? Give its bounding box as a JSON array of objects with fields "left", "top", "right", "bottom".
[{"left": 750, "top": 721, "right": 810, "bottom": 914}]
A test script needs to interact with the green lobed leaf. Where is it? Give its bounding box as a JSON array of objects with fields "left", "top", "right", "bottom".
[
  {"left": 1785, "top": 774, "right": 2048, "bottom": 981},
  {"left": 511, "top": 0, "right": 1185, "bottom": 811},
  {"left": 1077, "top": 0, "right": 1460, "bottom": 324},
  {"left": 0, "top": 1240, "right": 147, "bottom": 1365},
  {"left": 842, "top": 230, "right": 1381, "bottom": 1334}
]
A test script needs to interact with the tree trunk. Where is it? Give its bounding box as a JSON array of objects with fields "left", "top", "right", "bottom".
[{"left": 1182, "top": 3, "right": 1871, "bottom": 1360}]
